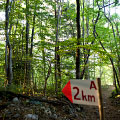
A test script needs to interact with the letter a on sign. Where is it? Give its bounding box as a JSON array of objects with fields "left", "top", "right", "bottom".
[{"left": 90, "top": 81, "right": 97, "bottom": 90}]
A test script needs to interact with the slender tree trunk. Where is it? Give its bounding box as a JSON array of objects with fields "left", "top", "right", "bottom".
[
  {"left": 99, "top": 40, "right": 120, "bottom": 88},
  {"left": 30, "top": 4, "right": 37, "bottom": 56},
  {"left": 42, "top": 48, "right": 46, "bottom": 80},
  {"left": 94, "top": 0, "right": 120, "bottom": 89},
  {"left": 57, "top": 0, "right": 62, "bottom": 93},
  {"left": 115, "top": 23, "right": 120, "bottom": 84},
  {"left": 5, "top": 0, "right": 13, "bottom": 86},
  {"left": 82, "top": 0, "right": 85, "bottom": 64},
  {"left": 55, "top": 3, "right": 57, "bottom": 94},
  {"left": 55, "top": 0, "right": 61, "bottom": 95},
  {"left": 102, "top": 0, "right": 120, "bottom": 88},
  {"left": 76, "top": 0, "right": 81, "bottom": 79},
  {"left": 26, "top": 0, "right": 29, "bottom": 55},
  {"left": 84, "top": 0, "right": 90, "bottom": 79},
  {"left": 5, "top": 0, "right": 9, "bottom": 83},
  {"left": 22, "top": 27, "right": 25, "bottom": 57},
  {"left": 26, "top": 20, "right": 29, "bottom": 55},
  {"left": 8, "top": 46, "right": 13, "bottom": 85},
  {"left": 79, "top": 0, "right": 100, "bottom": 79},
  {"left": 113, "top": 66, "right": 118, "bottom": 93},
  {"left": 24, "top": 0, "right": 31, "bottom": 87},
  {"left": 64, "top": 1, "right": 75, "bottom": 37},
  {"left": 30, "top": 22, "right": 35, "bottom": 56},
  {"left": 82, "top": 0, "right": 84, "bottom": 39},
  {"left": 43, "top": 61, "right": 51, "bottom": 96},
  {"left": 103, "top": 0, "right": 119, "bottom": 59},
  {"left": 83, "top": 0, "right": 89, "bottom": 79}
]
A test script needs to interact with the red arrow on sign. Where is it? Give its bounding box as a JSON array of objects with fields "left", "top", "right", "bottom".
[{"left": 62, "top": 80, "right": 73, "bottom": 103}]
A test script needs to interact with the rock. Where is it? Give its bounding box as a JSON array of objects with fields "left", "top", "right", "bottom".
[
  {"left": 4, "top": 111, "right": 12, "bottom": 117},
  {"left": 9, "top": 104, "right": 16, "bottom": 107},
  {"left": 50, "top": 113, "right": 58, "bottom": 119},
  {"left": 50, "top": 106, "right": 56, "bottom": 113},
  {"left": 69, "top": 108, "right": 74, "bottom": 114},
  {"left": 63, "top": 106, "right": 68, "bottom": 113},
  {"left": 63, "top": 105, "right": 74, "bottom": 114},
  {"left": 44, "top": 109, "right": 52, "bottom": 116},
  {"left": 62, "top": 117, "right": 70, "bottom": 120},
  {"left": 30, "top": 100, "right": 41, "bottom": 105},
  {"left": 42, "top": 97, "right": 47, "bottom": 100},
  {"left": 22, "top": 99, "right": 30, "bottom": 105},
  {"left": 41, "top": 106, "right": 45, "bottom": 111},
  {"left": 24, "top": 114, "right": 38, "bottom": 120},
  {"left": 70, "top": 113, "right": 78, "bottom": 118},
  {"left": 13, "top": 97, "right": 19, "bottom": 104},
  {"left": 26, "top": 99, "right": 30, "bottom": 103},
  {"left": 104, "top": 102, "right": 106, "bottom": 104},
  {"left": 13, "top": 113, "right": 20, "bottom": 118},
  {"left": 76, "top": 107, "right": 81, "bottom": 112},
  {"left": 5, "top": 110, "right": 12, "bottom": 115}
]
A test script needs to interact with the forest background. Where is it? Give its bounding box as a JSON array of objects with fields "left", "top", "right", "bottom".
[{"left": 0, "top": 0, "right": 120, "bottom": 96}]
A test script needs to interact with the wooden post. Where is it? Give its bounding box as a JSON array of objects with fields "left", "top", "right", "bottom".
[{"left": 97, "top": 78, "right": 104, "bottom": 120}]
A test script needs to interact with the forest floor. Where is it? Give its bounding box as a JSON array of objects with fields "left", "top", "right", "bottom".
[
  {"left": 83, "top": 85, "right": 120, "bottom": 120},
  {"left": 0, "top": 85, "right": 120, "bottom": 120}
]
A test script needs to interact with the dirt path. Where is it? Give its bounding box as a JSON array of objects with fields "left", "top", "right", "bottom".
[
  {"left": 81, "top": 85, "right": 120, "bottom": 120},
  {"left": 102, "top": 86, "right": 120, "bottom": 120}
]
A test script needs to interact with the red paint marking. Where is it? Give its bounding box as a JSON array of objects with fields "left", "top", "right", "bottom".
[
  {"left": 90, "top": 81, "right": 97, "bottom": 90},
  {"left": 73, "top": 87, "right": 81, "bottom": 100},
  {"left": 62, "top": 80, "right": 73, "bottom": 103}
]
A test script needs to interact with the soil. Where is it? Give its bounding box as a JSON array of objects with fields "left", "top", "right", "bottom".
[
  {"left": 82, "top": 85, "right": 120, "bottom": 120},
  {"left": 0, "top": 85, "right": 120, "bottom": 120}
]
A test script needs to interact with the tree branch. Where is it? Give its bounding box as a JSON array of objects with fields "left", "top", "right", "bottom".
[{"left": 100, "top": 2, "right": 115, "bottom": 9}]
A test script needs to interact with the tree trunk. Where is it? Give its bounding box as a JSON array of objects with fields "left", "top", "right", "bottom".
[
  {"left": 5, "top": 0, "right": 13, "bottom": 86},
  {"left": 102, "top": 0, "right": 120, "bottom": 88},
  {"left": 43, "top": 61, "right": 51, "bottom": 96},
  {"left": 79, "top": 0, "right": 100, "bottom": 79},
  {"left": 115, "top": 23, "right": 120, "bottom": 84},
  {"left": 55, "top": 0, "right": 61, "bottom": 95},
  {"left": 99, "top": 40, "right": 120, "bottom": 88},
  {"left": 76, "top": 0, "right": 81, "bottom": 79},
  {"left": 84, "top": 0, "right": 90, "bottom": 79},
  {"left": 30, "top": 4, "right": 37, "bottom": 56},
  {"left": 22, "top": 27, "right": 25, "bottom": 57},
  {"left": 26, "top": 0, "right": 29, "bottom": 55}
]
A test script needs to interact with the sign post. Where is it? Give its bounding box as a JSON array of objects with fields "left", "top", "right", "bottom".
[
  {"left": 97, "top": 78, "right": 104, "bottom": 120},
  {"left": 62, "top": 78, "right": 104, "bottom": 120}
]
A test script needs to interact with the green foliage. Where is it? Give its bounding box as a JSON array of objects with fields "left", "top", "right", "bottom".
[
  {"left": 115, "top": 0, "right": 119, "bottom": 5},
  {"left": 0, "top": 0, "right": 120, "bottom": 96}
]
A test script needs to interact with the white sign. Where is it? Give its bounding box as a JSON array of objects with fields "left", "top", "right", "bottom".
[{"left": 62, "top": 79, "right": 99, "bottom": 106}]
